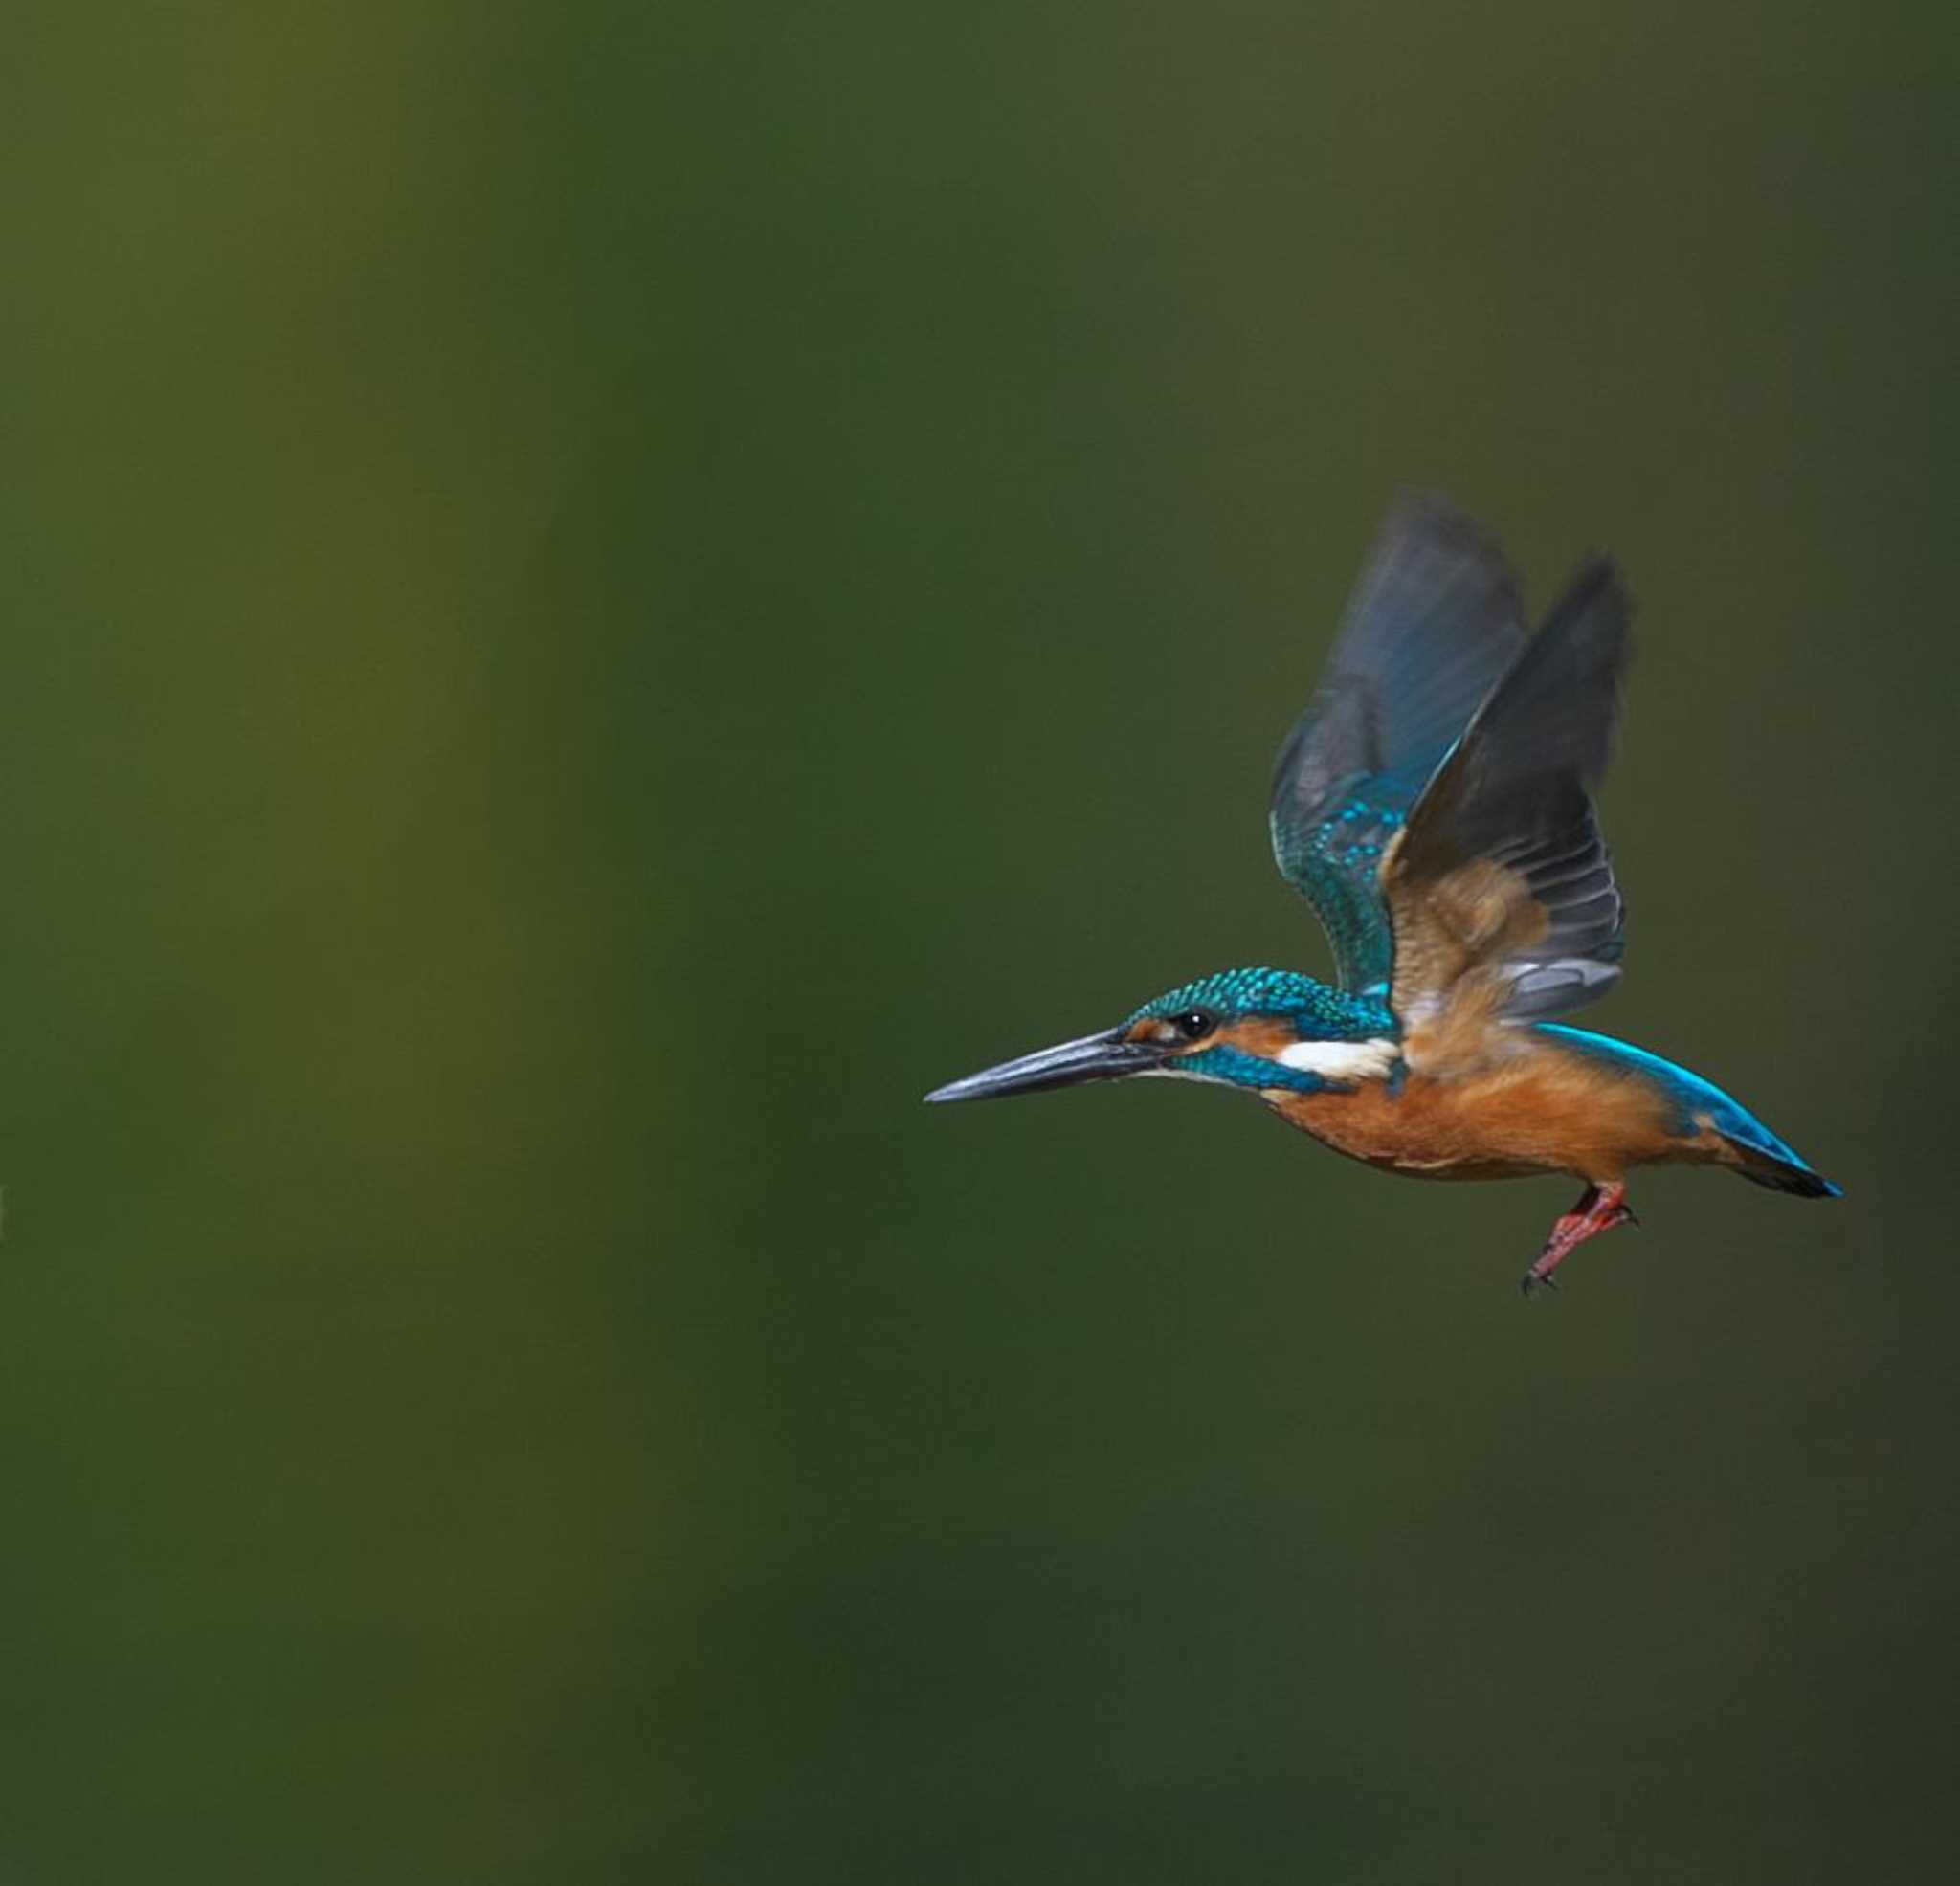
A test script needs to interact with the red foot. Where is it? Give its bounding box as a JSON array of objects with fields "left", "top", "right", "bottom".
[{"left": 1521, "top": 1183, "right": 1638, "bottom": 1296}]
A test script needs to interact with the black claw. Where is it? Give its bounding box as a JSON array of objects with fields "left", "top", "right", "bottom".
[{"left": 1520, "top": 1269, "right": 1559, "bottom": 1297}]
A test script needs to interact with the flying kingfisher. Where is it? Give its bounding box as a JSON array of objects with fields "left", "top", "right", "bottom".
[{"left": 925, "top": 496, "right": 1839, "bottom": 1292}]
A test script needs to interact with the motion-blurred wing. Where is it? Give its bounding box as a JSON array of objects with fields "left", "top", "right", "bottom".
[
  {"left": 1269, "top": 496, "right": 1528, "bottom": 993},
  {"left": 1382, "top": 557, "right": 1631, "bottom": 1030}
]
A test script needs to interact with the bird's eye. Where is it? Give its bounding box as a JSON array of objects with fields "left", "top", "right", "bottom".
[{"left": 1175, "top": 1010, "right": 1215, "bottom": 1041}]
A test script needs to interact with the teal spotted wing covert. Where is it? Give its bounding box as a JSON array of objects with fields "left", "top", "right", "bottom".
[{"left": 1269, "top": 497, "right": 1528, "bottom": 995}]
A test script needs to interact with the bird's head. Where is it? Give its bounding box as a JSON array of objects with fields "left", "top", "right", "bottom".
[{"left": 924, "top": 966, "right": 1399, "bottom": 1106}]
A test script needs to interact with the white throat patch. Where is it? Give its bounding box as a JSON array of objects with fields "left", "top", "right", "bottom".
[
  {"left": 1273, "top": 1037, "right": 1400, "bottom": 1082},
  {"left": 1137, "top": 1063, "right": 1232, "bottom": 1086}
]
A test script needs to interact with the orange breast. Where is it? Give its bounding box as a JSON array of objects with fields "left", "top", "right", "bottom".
[{"left": 1265, "top": 1039, "right": 1728, "bottom": 1185}]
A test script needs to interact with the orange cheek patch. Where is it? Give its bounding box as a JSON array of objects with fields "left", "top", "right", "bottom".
[{"left": 1215, "top": 1016, "right": 1298, "bottom": 1058}]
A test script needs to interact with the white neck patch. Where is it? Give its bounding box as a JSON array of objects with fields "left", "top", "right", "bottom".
[
  {"left": 1137, "top": 1063, "right": 1233, "bottom": 1087},
  {"left": 1273, "top": 1037, "right": 1400, "bottom": 1082}
]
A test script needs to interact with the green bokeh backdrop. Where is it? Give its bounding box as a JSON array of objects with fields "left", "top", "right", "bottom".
[{"left": 5, "top": 2, "right": 1955, "bottom": 1879}]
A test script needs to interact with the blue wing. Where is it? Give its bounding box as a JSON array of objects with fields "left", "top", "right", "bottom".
[{"left": 1268, "top": 496, "right": 1528, "bottom": 994}]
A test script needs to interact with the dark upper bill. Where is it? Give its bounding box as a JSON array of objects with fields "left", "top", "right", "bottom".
[{"left": 923, "top": 1026, "right": 1163, "bottom": 1104}]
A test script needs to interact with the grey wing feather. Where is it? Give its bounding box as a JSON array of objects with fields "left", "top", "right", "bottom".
[
  {"left": 1388, "top": 555, "right": 1632, "bottom": 1022},
  {"left": 1268, "top": 495, "right": 1529, "bottom": 992}
]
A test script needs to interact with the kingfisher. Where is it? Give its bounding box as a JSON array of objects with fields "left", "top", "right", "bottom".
[{"left": 925, "top": 496, "right": 1839, "bottom": 1292}]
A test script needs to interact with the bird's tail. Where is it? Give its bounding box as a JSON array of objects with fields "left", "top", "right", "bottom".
[{"left": 1727, "top": 1140, "right": 1842, "bottom": 1199}]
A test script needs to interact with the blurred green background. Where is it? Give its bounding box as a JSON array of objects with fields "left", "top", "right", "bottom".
[{"left": 4, "top": 1, "right": 1955, "bottom": 1878}]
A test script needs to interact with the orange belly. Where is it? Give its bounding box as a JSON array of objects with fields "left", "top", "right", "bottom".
[{"left": 1264, "top": 1042, "right": 1734, "bottom": 1185}]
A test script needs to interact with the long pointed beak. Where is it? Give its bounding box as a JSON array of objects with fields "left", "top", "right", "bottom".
[{"left": 924, "top": 1026, "right": 1162, "bottom": 1104}]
